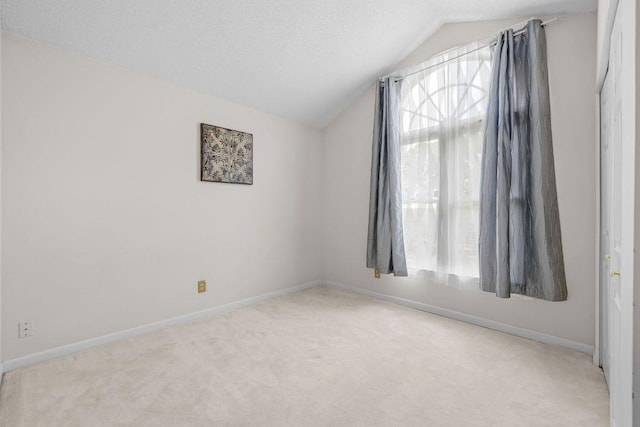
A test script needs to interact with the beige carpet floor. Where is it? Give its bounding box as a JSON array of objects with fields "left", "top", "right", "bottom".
[{"left": 0, "top": 285, "right": 608, "bottom": 426}]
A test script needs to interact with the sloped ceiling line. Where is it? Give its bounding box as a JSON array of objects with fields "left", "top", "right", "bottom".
[{"left": 1, "top": 0, "right": 596, "bottom": 128}]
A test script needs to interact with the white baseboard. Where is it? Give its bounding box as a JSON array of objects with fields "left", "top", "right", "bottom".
[
  {"left": 3, "top": 280, "right": 322, "bottom": 373},
  {"left": 324, "top": 280, "right": 594, "bottom": 355},
  {"left": 2, "top": 278, "right": 593, "bottom": 373}
]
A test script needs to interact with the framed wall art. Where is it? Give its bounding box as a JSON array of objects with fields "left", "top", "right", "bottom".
[{"left": 201, "top": 123, "right": 253, "bottom": 185}]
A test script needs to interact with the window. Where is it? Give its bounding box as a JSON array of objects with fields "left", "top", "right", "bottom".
[{"left": 400, "top": 44, "right": 491, "bottom": 283}]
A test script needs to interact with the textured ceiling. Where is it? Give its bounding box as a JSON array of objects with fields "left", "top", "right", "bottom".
[{"left": 1, "top": 0, "right": 596, "bottom": 128}]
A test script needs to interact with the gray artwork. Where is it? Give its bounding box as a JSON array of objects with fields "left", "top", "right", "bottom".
[{"left": 201, "top": 123, "right": 253, "bottom": 185}]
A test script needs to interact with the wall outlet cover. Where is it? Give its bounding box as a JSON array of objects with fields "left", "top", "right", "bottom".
[
  {"left": 198, "top": 280, "right": 206, "bottom": 293},
  {"left": 18, "top": 321, "right": 33, "bottom": 338}
]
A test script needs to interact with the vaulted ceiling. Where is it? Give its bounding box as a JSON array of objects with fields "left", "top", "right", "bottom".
[{"left": 1, "top": 0, "right": 596, "bottom": 128}]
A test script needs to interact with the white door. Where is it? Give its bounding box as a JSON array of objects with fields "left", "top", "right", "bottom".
[
  {"left": 600, "top": 1, "right": 635, "bottom": 425},
  {"left": 599, "top": 69, "right": 611, "bottom": 386}
]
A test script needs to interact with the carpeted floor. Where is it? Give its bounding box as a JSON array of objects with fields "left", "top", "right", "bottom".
[{"left": 0, "top": 285, "right": 608, "bottom": 426}]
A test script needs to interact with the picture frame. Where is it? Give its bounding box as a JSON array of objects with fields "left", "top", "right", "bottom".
[{"left": 200, "top": 123, "right": 253, "bottom": 185}]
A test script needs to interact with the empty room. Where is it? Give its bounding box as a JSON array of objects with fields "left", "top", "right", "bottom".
[{"left": 0, "top": 0, "right": 638, "bottom": 426}]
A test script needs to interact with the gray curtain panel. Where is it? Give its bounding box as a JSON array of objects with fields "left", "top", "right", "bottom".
[
  {"left": 479, "top": 20, "right": 567, "bottom": 301},
  {"left": 366, "top": 78, "right": 408, "bottom": 276}
]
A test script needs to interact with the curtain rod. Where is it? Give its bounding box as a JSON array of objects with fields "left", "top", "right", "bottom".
[{"left": 379, "top": 15, "right": 565, "bottom": 82}]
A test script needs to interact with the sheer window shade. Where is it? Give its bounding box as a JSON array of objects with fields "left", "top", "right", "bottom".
[{"left": 400, "top": 43, "right": 491, "bottom": 285}]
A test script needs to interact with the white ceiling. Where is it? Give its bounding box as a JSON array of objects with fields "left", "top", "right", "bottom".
[{"left": 1, "top": 0, "right": 596, "bottom": 128}]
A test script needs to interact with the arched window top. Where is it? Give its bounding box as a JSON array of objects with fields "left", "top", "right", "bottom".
[{"left": 401, "top": 45, "right": 492, "bottom": 136}]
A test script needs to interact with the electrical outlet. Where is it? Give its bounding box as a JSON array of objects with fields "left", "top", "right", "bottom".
[
  {"left": 18, "top": 321, "right": 33, "bottom": 338},
  {"left": 198, "top": 280, "right": 206, "bottom": 293}
]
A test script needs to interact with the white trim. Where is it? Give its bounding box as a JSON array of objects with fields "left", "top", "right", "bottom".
[
  {"left": 2, "top": 280, "right": 322, "bottom": 372},
  {"left": 3, "top": 278, "right": 595, "bottom": 373},
  {"left": 594, "top": 91, "right": 602, "bottom": 367},
  {"left": 324, "top": 280, "right": 594, "bottom": 355}
]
